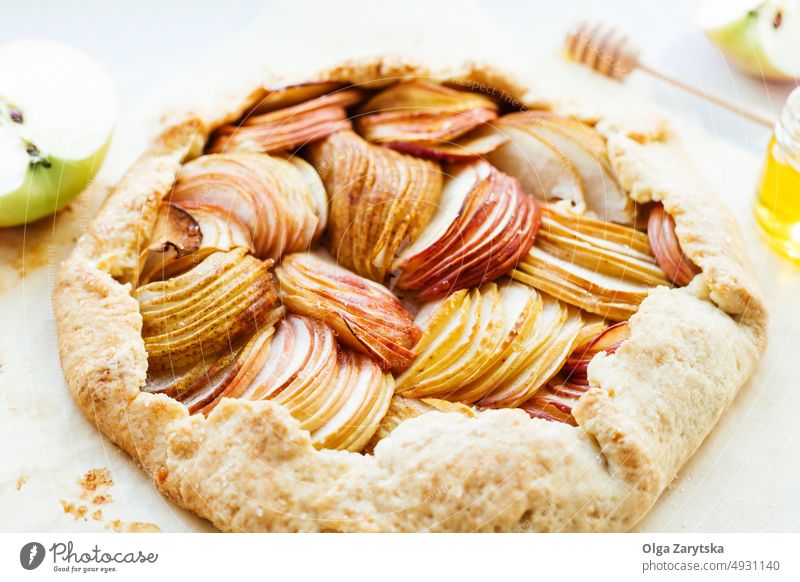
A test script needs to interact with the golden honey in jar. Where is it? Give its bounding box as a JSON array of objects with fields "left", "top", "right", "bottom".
[{"left": 755, "top": 86, "right": 800, "bottom": 263}]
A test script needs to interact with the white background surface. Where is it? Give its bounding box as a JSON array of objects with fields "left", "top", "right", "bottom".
[
  {"left": 3, "top": 0, "right": 795, "bottom": 149},
  {"left": 0, "top": 0, "right": 798, "bottom": 533}
]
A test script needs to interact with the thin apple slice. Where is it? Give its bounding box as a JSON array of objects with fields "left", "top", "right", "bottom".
[
  {"left": 359, "top": 80, "right": 498, "bottom": 114},
  {"left": 450, "top": 290, "right": 561, "bottom": 404},
  {"left": 560, "top": 321, "right": 630, "bottom": 385},
  {"left": 394, "top": 289, "right": 473, "bottom": 394},
  {"left": 647, "top": 202, "right": 700, "bottom": 286},
  {"left": 235, "top": 314, "right": 356, "bottom": 433},
  {"left": 402, "top": 281, "right": 542, "bottom": 402},
  {"left": 310, "top": 350, "right": 394, "bottom": 452},
  {"left": 493, "top": 112, "right": 634, "bottom": 224},
  {"left": 537, "top": 205, "right": 669, "bottom": 287},
  {"left": 137, "top": 201, "right": 256, "bottom": 285},
  {"left": 171, "top": 152, "right": 327, "bottom": 261},
  {"left": 357, "top": 107, "right": 498, "bottom": 144},
  {"left": 393, "top": 160, "right": 542, "bottom": 300},
  {"left": 343, "top": 373, "right": 396, "bottom": 452},
  {"left": 178, "top": 307, "right": 283, "bottom": 414},
  {"left": 479, "top": 306, "right": 589, "bottom": 408},
  {"left": 136, "top": 249, "right": 279, "bottom": 371},
  {"left": 548, "top": 376, "right": 591, "bottom": 398},
  {"left": 511, "top": 204, "right": 668, "bottom": 321},
  {"left": 386, "top": 124, "right": 508, "bottom": 160},
  {"left": 306, "top": 130, "right": 442, "bottom": 281},
  {"left": 520, "top": 385, "right": 579, "bottom": 426},
  {"left": 207, "top": 88, "right": 365, "bottom": 154},
  {"left": 277, "top": 251, "right": 421, "bottom": 371},
  {"left": 512, "top": 247, "right": 649, "bottom": 321},
  {"left": 355, "top": 80, "right": 499, "bottom": 145},
  {"left": 175, "top": 201, "right": 254, "bottom": 254},
  {"left": 487, "top": 124, "right": 585, "bottom": 211},
  {"left": 394, "top": 162, "right": 488, "bottom": 264},
  {"left": 250, "top": 81, "right": 345, "bottom": 114}
]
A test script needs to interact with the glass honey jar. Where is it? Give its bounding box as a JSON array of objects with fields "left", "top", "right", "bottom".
[{"left": 755, "top": 86, "right": 800, "bottom": 263}]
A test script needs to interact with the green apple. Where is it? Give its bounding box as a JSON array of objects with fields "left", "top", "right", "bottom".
[
  {"left": 698, "top": 0, "right": 800, "bottom": 81},
  {"left": 0, "top": 39, "right": 117, "bottom": 227}
]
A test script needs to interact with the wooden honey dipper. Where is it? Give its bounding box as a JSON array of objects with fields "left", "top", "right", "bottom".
[{"left": 563, "top": 20, "right": 774, "bottom": 128}]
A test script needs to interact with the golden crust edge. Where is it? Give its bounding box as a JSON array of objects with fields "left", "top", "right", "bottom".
[{"left": 52, "top": 55, "right": 767, "bottom": 532}]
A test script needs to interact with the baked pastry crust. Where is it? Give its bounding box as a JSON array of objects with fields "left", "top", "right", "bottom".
[{"left": 53, "top": 56, "right": 768, "bottom": 532}]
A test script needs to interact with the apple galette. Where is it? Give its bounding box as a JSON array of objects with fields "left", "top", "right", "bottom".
[{"left": 54, "top": 57, "right": 767, "bottom": 532}]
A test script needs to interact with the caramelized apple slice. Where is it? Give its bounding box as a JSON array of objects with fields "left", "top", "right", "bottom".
[
  {"left": 137, "top": 203, "right": 202, "bottom": 285},
  {"left": 355, "top": 80, "right": 499, "bottom": 145},
  {"left": 647, "top": 203, "right": 700, "bottom": 287},
  {"left": 306, "top": 130, "right": 442, "bottom": 281},
  {"left": 277, "top": 251, "right": 421, "bottom": 371},
  {"left": 138, "top": 201, "right": 255, "bottom": 285},
  {"left": 393, "top": 161, "right": 542, "bottom": 300},
  {"left": 136, "top": 249, "right": 280, "bottom": 372},
  {"left": 208, "top": 88, "right": 365, "bottom": 154}
]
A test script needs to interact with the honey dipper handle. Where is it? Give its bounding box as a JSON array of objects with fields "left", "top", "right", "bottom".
[{"left": 637, "top": 61, "right": 774, "bottom": 128}]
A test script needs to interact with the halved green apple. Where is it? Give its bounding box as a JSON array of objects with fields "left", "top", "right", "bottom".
[
  {"left": 698, "top": 0, "right": 800, "bottom": 80},
  {"left": 0, "top": 39, "right": 117, "bottom": 227}
]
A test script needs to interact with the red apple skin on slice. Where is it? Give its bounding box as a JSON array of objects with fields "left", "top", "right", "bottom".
[
  {"left": 356, "top": 107, "right": 498, "bottom": 144},
  {"left": 560, "top": 321, "right": 630, "bottom": 385},
  {"left": 208, "top": 88, "right": 365, "bottom": 154},
  {"left": 647, "top": 203, "right": 700, "bottom": 287},
  {"left": 393, "top": 160, "right": 542, "bottom": 300},
  {"left": 277, "top": 252, "right": 421, "bottom": 371},
  {"left": 385, "top": 124, "right": 508, "bottom": 161}
]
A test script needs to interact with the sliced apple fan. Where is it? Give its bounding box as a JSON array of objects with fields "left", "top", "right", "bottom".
[
  {"left": 277, "top": 251, "right": 421, "bottom": 371},
  {"left": 208, "top": 83, "right": 365, "bottom": 154},
  {"left": 307, "top": 130, "right": 442, "bottom": 281},
  {"left": 512, "top": 205, "right": 669, "bottom": 321},
  {"left": 136, "top": 248, "right": 280, "bottom": 371},
  {"left": 487, "top": 112, "right": 633, "bottom": 224},
  {"left": 397, "top": 280, "right": 605, "bottom": 408},
  {"left": 355, "top": 80, "right": 504, "bottom": 159},
  {"left": 133, "top": 80, "right": 704, "bottom": 450},
  {"left": 394, "top": 160, "right": 542, "bottom": 300},
  {"left": 169, "top": 152, "right": 327, "bottom": 262}
]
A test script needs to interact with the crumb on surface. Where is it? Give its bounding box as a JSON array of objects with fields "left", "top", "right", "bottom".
[
  {"left": 79, "top": 468, "right": 113, "bottom": 496},
  {"left": 16, "top": 473, "right": 27, "bottom": 491}
]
